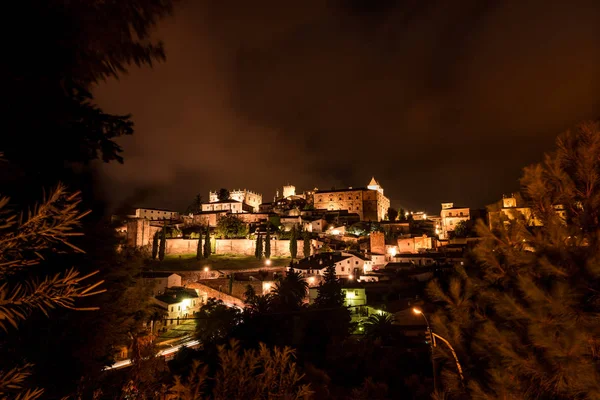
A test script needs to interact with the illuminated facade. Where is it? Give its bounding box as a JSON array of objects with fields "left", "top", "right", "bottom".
[
  {"left": 312, "top": 177, "right": 390, "bottom": 221},
  {"left": 439, "top": 202, "right": 470, "bottom": 240},
  {"left": 135, "top": 208, "right": 179, "bottom": 221},
  {"left": 209, "top": 189, "right": 262, "bottom": 212}
]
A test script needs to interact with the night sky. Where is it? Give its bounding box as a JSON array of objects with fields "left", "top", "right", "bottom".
[{"left": 94, "top": 0, "right": 600, "bottom": 214}]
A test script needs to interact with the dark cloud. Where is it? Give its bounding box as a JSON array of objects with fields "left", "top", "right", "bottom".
[{"left": 94, "top": 0, "right": 600, "bottom": 213}]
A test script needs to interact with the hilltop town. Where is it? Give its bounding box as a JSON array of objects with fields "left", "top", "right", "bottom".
[{"left": 111, "top": 176, "right": 568, "bottom": 343}]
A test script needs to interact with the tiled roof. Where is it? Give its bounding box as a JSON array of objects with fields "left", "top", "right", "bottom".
[
  {"left": 141, "top": 271, "right": 179, "bottom": 278},
  {"left": 294, "top": 252, "right": 352, "bottom": 270},
  {"left": 314, "top": 187, "right": 368, "bottom": 194}
]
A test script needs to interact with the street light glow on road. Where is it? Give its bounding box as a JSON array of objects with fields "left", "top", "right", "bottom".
[{"left": 102, "top": 338, "right": 201, "bottom": 371}]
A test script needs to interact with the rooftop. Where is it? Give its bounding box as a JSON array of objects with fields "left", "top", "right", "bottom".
[
  {"left": 155, "top": 288, "right": 199, "bottom": 304},
  {"left": 141, "top": 271, "right": 180, "bottom": 279},
  {"left": 294, "top": 252, "right": 352, "bottom": 270},
  {"left": 203, "top": 199, "right": 242, "bottom": 204}
]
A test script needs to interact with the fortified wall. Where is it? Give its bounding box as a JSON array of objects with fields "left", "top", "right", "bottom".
[{"left": 165, "top": 238, "right": 310, "bottom": 258}]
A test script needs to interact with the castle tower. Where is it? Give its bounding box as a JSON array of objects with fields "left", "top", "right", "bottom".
[
  {"left": 502, "top": 194, "right": 517, "bottom": 208},
  {"left": 367, "top": 177, "right": 384, "bottom": 195},
  {"left": 283, "top": 184, "right": 296, "bottom": 198}
]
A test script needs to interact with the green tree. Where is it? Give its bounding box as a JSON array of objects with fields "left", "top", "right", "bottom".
[
  {"left": 289, "top": 226, "right": 298, "bottom": 260},
  {"left": 170, "top": 339, "right": 312, "bottom": 399},
  {"left": 158, "top": 224, "right": 166, "bottom": 261},
  {"left": 151, "top": 232, "right": 159, "bottom": 260},
  {"left": 203, "top": 227, "right": 211, "bottom": 259},
  {"left": 303, "top": 230, "right": 311, "bottom": 258},
  {"left": 217, "top": 188, "right": 230, "bottom": 202},
  {"left": 428, "top": 121, "right": 600, "bottom": 399},
  {"left": 185, "top": 194, "right": 202, "bottom": 215},
  {"left": 264, "top": 228, "right": 271, "bottom": 260},
  {"left": 216, "top": 214, "right": 247, "bottom": 239},
  {"left": 195, "top": 299, "right": 241, "bottom": 345},
  {"left": 453, "top": 220, "right": 469, "bottom": 238},
  {"left": 272, "top": 267, "right": 308, "bottom": 311},
  {"left": 0, "top": 186, "right": 103, "bottom": 399},
  {"left": 398, "top": 208, "right": 407, "bottom": 222},
  {"left": 196, "top": 234, "right": 203, "bottom": 261},
  {"left": 362, "top": 313, "right": 395, "bottom": 344},
  {"left": 255, "top": 234, "right": 263, "bottom": 260},
  {"left": 314, "top": 265, "right": 344, "bottom": 308},
  {"left": 387, "top": 207, "right": 398, "bottom": 222}
]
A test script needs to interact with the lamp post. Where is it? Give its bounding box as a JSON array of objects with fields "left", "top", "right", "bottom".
[{"left": 413, "top": 308, "right": 465, "bottom": 391}]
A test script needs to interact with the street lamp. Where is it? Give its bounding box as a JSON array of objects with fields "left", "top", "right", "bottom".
[
  {"left": 413, "top": 308, "right": 465, "bottom": 390},
  {"left": 265, "top": 259, "right": 272, "bottom": 266},
  {"left": 348, "top": 274, "right": 354, "bottom": 280},
  {"left": 204, "top": 267, "right": 209, "bottom": 272}
]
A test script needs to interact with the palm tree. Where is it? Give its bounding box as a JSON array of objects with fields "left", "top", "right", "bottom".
[
  {"left": 272, "top": 268, "right": 308, "bottom": 311},
  {"left": 363, "top": 313, "right": 395, "bottom": 344}
]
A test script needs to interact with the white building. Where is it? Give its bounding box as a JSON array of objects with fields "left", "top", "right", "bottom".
[
  {"left": 201, "top": 199, "right": 252, "bottom": 214},
  {"left": 291, "top": 252, "right": 367, "bottom": 279},
  {"left": 209, "top": 189, "right": 262, "bottom": 212},
  {"left": 153, "top": 288, "right": 201, "bottom": 326},
  {"left": 439, "top": 203, "right": 470, "bottom": 240},
  {"left": 142, "top": 272, "right": 182, "bottom": 296},
  {"left": 135, "top": 208, "right": 179, "bottom": 221}
]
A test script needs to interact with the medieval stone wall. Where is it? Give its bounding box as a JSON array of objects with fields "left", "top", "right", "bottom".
[{"left": 164, "top": 238, "right": 308, "bottom": 257}]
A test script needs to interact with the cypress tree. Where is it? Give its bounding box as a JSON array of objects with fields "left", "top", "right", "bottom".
[
  {"left": 203, "top": 226, "right": 211, "bottom": 259},
  {"left": 196, "top": 230, "right": 203, "bottom": 261},
  {"left": 256, "top": 234, "right": 263, "bottom": 260},
  {"left": 303, "top": 230, "right": 311, "bottom": 258},
  {"left": 158, "top": 224, "right": 166, "bottom": 261},
  {"left": 151, "top": 232, "right": 159, "bottom": 260},
  {"left": 289, "top": 226, "right": 298, "bottom": 260},
  {"left": 264, "top": 228, "right": 271, "bottom": 260}
]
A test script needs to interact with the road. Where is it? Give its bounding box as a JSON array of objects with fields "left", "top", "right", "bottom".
[{"left": 102, "top": 337, "right": 201, "bottom": 371}]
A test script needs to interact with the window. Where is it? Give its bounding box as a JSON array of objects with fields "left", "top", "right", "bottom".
[
  {"left": 347, "top": 260, "right": 350, "bottom": 264},
  {"left": 355, "top": 261, "right": 359, "bottom": 265},
  {"left": 193, "top": 300, "right": 196, "bottom": 306},
  {"left": 339, "top": 197, "right": 342, "bottom": 200},
  {"left": 341, "top": 266, "right": 345, "bottom": 272},
  {"left": 355, "top": 290, "right": 359, "bottom": 296},
  {"left": 170, "top": 307, "right": 174, "bottom": 312},
  {"left": 178, "top": 306, "right": 181, "bottom": 311},
  {"left": 460, "top": 212, "right": 463, "bottom": 216},
  {"left": 356, "top": 196, "right": 359, "bottom": 199}
]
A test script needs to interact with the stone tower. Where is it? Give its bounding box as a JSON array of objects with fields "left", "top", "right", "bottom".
[
  {"left": 283, "top": 184, "right": 296, "bottom": 198},
  {"left": 370, "top": 231, "right": 385, "bottom": 255}
]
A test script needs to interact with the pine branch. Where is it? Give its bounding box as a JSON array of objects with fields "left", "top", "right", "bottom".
[
  {"left": 0, "top": 184, "right": 90, "bottom": 278},
  {"left": 0, "top": 364, "right": 43, "bottom": 400},
  {"left": 0, "top": 269, "right": 105, "bottom": 332}
]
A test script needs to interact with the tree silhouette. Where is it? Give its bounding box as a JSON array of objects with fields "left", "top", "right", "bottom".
[
  {"left": 272, "top": 267, "right": 308, "bottom": 311},
  {"left": 265, "top": 228, "right": 271, "bottom": 260},
  {"left": 158, "top": 224, "right": 166, "bottom": 261},
  {"left": 303, "top": 230, "right": 311, "bottom": 258},
  {"left": 217, "top": 188, "right": 230, "bottom": 202},
  {"left": 314, "top": 265, "right": 344, "bottom": 308},
  {"left": 255, "top": 234, "right": 263, "bottom": 260},
  {"left": 428, "top": 121, "right": 600, "bottom": 398},
  {"left": 363, "top": 313, "right": 395, "bottom": 344},
  {"left": 203, "top": 227, "right": 211, "bottom": 259},
  {"left": 289, "top": 226, "right": 298, "bottom": 260},
  {"left": 387, "top": 207, "right": 398, "bottom": 222},
  {"left": 185, "top": 194, "right": 202, "bottom": 215},
  {"left": 196, "top": 233, "right": 203, "bottom": 261},
  {"left": 151, "top": 232, "right": 159, "bottom": 260}
]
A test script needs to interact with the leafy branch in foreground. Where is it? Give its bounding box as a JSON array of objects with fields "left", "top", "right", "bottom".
[{"left": 0, "top": 184, "right": 104, "bottom": 399}]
